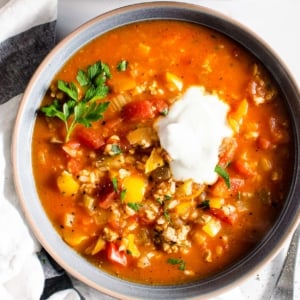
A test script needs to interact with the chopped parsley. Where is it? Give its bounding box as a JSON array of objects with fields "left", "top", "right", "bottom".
[
  {"left": 198, "top": 199, "right": 210, "bottom": 210},
  {"left": 120, "top": 189, "right": 127, "bottom": 203},
  {"left": 117, "top": 60, "right": 128, "bottom": 71},
  {"left": 112, "top": 177, "right": 119, "bottom": 193},
  {"left": 127, "top": 202, "right": 143, "bottom": 211},
  {"left": 111, "top": 144, "right": 122, "bottom": 155},
  {"left": 163, "top": 209, "right": 171, "bottom": 222},
  {"left": 215, "top": 165, "right": 231, "bottom": 188},
  {"left": 160, "top": 108, "right": 169, "bottom": 116},
  {"left": 167, "top": 258, "right": 186, "bottom": 271},
  {"left": 164, "top": 194, "right": 172, "bottom": 201}
]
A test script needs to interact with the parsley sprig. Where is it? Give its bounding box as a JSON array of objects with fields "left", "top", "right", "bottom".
[{"left": 40, "top": 61, "right": 111, "bottom": 142}]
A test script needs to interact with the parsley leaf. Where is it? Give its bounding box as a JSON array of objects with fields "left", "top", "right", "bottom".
[
  {"left": 163, "top": 210, "right": 171, "bottom": 222},
  {"left": 111, "top": 144, "right": 122, "bottom": 155},
  {"left": 198, "top": 200, "right": 210, "bottom": 210},
  {"left": 215, "top": 165, "right": 231, "bottom": 188},
  {"left": 167, "top": 258, "right": 186, "bottom": 271},
  {"left": 57, "top": 80, "right": 78, "bottom": 101},
  {"left": 164, "top": 194, "right": 172, "bottom": 201},
  {"left": 127, "top": 202, "right": 143, "bottom": 212},
  {"left": 41, "top": 99, "right": 67, "bottom": 121},
  {"left": 120, "top": 189, "right": 127, "bottom": 203},
  {"left": 160, "top": 108, "right": 169, "bottom": 116},
  {"left": 111, "top": 177, "right": 119, "bottom": 193},
  {"left": 76, "top": 70, "right": 89, "bottom": 86},
  {"left": 117, "top": 60, "right": 128, "bottom": 71}
]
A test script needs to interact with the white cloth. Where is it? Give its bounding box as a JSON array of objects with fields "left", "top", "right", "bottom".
[
  {"left": 0, "top": 0, "right": 56, "bottom": 43},
  {"left": 0, "top": 95, "right": 45, "bottom": 299}
]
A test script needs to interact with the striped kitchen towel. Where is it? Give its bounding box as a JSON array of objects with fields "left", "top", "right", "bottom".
[{"left": 0, "top": 0, "right": 81, "bottom": 299}]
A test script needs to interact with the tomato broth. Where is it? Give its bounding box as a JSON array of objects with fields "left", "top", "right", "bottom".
[{"left": 32, "top": 20, "right": 293, "bottom": 285}]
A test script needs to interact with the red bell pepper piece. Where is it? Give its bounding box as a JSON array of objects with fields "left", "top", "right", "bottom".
[{"left": 106, "top": 242, "right": 128, "bottom": 266}]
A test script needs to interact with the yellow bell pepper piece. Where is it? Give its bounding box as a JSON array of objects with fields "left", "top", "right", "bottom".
[
  {"left": 209, "top": 197, "right": 224, "bottom": 209},
  {"left": 175, "top": 201, "right": 191, "bottom": 216},
  {"left": 166, "top": 72, "right": 183, "bottom": 91},
  {"left": 166, "top": 71, "right": 183, "bottom": 91},
  {"left": 57, "top": 170, "right": 79, "bottom": 197},
  {"left": 127, "top": 233, "right": 140, "bottom": 258},
  {"left": 145, "top": 148, "right": 164, "bottom": 174},
  {"left": 138, "top": 43, "right": 151, "bottom": 55},
  {"left": 122, "top": 175, "right": 147, "bottom": 203},
  {"left": 63, "top": 231, "right": 88, "bottom": 247},
  {"left": 112, "top": 73, "right": 136, "bottom": 93},
  {"left": 91, "top": 237, "right": 106, "bottom": 255}
]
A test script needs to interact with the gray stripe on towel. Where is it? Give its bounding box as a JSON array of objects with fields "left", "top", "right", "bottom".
[{"left": 0, "top": 21, "right": 56, "bottom": 104}]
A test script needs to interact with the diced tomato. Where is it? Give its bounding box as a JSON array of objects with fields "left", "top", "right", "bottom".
[
  {"left": 257, "top": 136, "right": 271, "bottom": 150},
  {"left": 233, "top": 159, "right": 256, "bottom": 177},
  {"left": 76, "top": 126, "right": 105, "bottom": 149},
  {"left": 96, "top": 179, "right": 117, "bottom": 209},
  {"left": 121, "top": 100, "right": 155, "bottom": 121},
  {"left": 229, "top": 177, "right": 245, "bottom": 193},
  {"left": 67, "top": 157, "right": 83, "bottom": 174},
  {"left": 209, "top": 208, "right": 237, "bottom": 225},
  {"left": 151, "top": 99, "right": 168, "bottom": 115},
  {"left": 62, "top": 140, "right": 81, "bottom": 157},
  {"left": 218, "top": 138, "right": 238, "bottom": 167},
  {"left": 210, "top": 177, "right": 244, "bottom": 197},
  {"left": 106, "top": 242, "right": 128, "bottom": 266},
  {"left": 108, "top": 219, "right": 122, "bottom": 234},
  {"left": 98, "top": 192, "right": 116, "bottom": 209}
]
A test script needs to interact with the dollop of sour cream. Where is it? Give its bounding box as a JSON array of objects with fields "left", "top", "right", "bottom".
[{"left": 156, "top": 86, "right": 232, "bottom": 185}]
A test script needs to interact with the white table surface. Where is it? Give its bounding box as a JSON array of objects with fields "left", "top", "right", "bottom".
[{"left": 56, "top": 1, "right": 300, "bottom": 299}]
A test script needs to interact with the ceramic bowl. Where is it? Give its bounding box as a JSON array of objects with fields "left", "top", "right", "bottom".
[{"left": 12, "top": 2, "right": 300, "bottom": 299}]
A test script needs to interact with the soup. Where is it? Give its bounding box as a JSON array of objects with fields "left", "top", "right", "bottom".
[{"left": 32, "top": 20, "right": 292, "bottom": 285}]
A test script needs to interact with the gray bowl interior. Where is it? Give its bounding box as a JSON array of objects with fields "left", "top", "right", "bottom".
[{"left": 12, "top": 2, "right": 300, "bottom": 299}]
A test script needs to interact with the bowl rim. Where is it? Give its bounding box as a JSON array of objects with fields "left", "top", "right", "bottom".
[{"left": 12, "top": 2, "right": 300, "bottom": 299}]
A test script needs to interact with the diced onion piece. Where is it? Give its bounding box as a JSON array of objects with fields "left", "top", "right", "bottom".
[
  {"left": 145, "top": 148, "right": 164, "bottom": 174},
  {"left": 166, "top": 72, "right": 183, "bottom": 91},
  {"left": 177, "top": 179, "right": 193, "bottom": 196},
  {"left": 202, "top": 218, "right": 221, "bottom": 237},
  {"left": 193, "top": 230, "right": 207, "bottom": 245},
  {"left": 63, "top": 213, "right": 75, "bottom": 227},
  {"left": 83, "top": 194, "right": 95, "bottom": 211},
  {"left": 127, "top": 127, "right": 157, "bottom": 148},
  {"left": 112, "top": 73, "right": 136, "bottom": 93},
  {"left": 204, "top": 249, "right": 213, "bottom": 262},
  {"left": 175, "top": 201, "right": 191, "bottom": 216},
  {"left": 228, "top": 99, "right": 248, "bottom": 133},
  {"left": 122, "top": 175, "right": 147, "bottom": 203},
  {"left": 111, "top": 94, "right": 132, "bottom": 113},
  {"left": 259, "top": 157, "right": 272, "bottom": 171},
  {"left": 57, "top": 171, "right": 79, "bottom": 196},
  {"left": 138, "top": 43, "right": 151, "bottom": 55},
  {"left": 216, "top": 245, "right": 224, "bottom": 256},
  {"left": 176, "top": 181, "right": 205, "bottom": 201}
]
